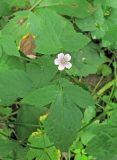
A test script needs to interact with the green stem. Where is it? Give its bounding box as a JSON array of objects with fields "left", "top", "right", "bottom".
[
  {"left": 26, "top": 143, "right": 54, "bottom": 150},
  {"left": 0, "top": 111, "right": 18, "bottom": 122},
  {"left": 79, "top": 111, "right": 106, "bottom": 132},
  {"left": 68, "top": 150, "right": 71, "bottom": 160},
  {"left": 92, "top": 76, "right": 104, "bottom": 96},
  {"left": 0, "top": 131, "right": 10, "bottom": 139},
  {"left": 94, "top": 79, "right": 115, "bottom": 99},
  {"left": 29, "top": 0, "right": 42, "bottom": 11},
  {"left": 108, "top": 83, "right": 115, "bottom": 103},
  {"left": 8, "top": 122, "right": 40, "bottom": 127}
]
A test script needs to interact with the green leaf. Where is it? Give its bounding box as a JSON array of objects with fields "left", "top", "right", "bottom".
[
  {"left": 35, "top": 9, "right": 90, "bottom": 54},
  {"left": 22, "top": 80, "right": 94, "bottom": 109},
  {"left": 6, "top": 0, "right": 27, "bottom": 7},
  {"left": 0, "top": 138, "right": 16, "bottom": 159},
  {"left": 86, "top": 111, "right": 117, "bottom": 160},
  {"left": 29, "top": 0, "right": 38, "bottom": 6},
  {"left": 45, "top": 92, "right": 83, "bottom": 151},
  {"left": 0, "top": 70, "right": 33, "bottom": 106},
  {"left": 0, "top": 34, "right": 20, "bottom": 57},
  {"left": 0, "top": 45, "right": 2, "bottom": 57},
  {"left": 0, "top": 137, "right": 27, "bottom": 160},
  {"left": 64, "top": 84, "right": 95, "bottom": 108},
  {"left": 15, "top": 105, "right": 47, "bottom": 140},
  {"left": 2, "top": 11, "right": 40, "bottom": 40},
  {"left": 76, "top": 1, "right": 104, "bottom": 32},
  {"left": 67, "top": 43, "right": 106, "bottom": 76},
  {"left": 27, "top": 132, "right": 60, "bottom": 160},
  {"left": 0, "top": 1, "right": 11, "bottom": 16},
  {"left": 103, "top": 26, "right": 117, "bottom": 42},
  {"left": 81, "top": 123, "right": 99, "bottom": 146},
  {"left": 22, "top": 79, "right": 94, "bottom": 151},
  {"left": 2, "top": 9, "right": 89, "bottom": 55},
  {"left": 0, "top": 55, "right": 25, "bottom": 71},
  {"left": 100, "top": 64, "right": 112, "bottom": 76},
  {"left": 83, "top": 106, "right": 96, "bottom": 125},
  {"left": 2, "top": 11, "right": 29, "bottom": 39},
  {"left": 22, "top": 85, "right": 59, "bottom": 107},
  {"left": 37, "top": 0, "right": 94, "bottom": 18},
  {"left": 13, "top": 146, "right": 28, "bottom": 160},
  {"left": 86, "top": 125, "right": 117, "bottom": 160},
  {"left": 0, "top": 106, "right": 12, "bottom": 116},
  {"left": 26, "top": 56, "right": 57, "bottom": 88},
  {"left": 108, "top": 109, "right": 117, "bottom": 126},
  {"left": 106, "top": 0, "right": 117, "bottom": 8},
  {"left": 115, "top": 90, "right": 117, "bottom": 99}
]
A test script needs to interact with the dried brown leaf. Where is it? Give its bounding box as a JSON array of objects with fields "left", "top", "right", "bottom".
[{"left": 20, "top": 34, "right": 37, "bottom": 59}]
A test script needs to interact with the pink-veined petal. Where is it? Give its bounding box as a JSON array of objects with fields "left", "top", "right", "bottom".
[
  {"left": 58, "top": 64, "right": 65, "bottom": 71},
  {"left": 54, "top": 58, "right": 60, "bottom": 65},
  {"left": 65, "top": 62, "right": 72, "bottom": 69},
  {"left": 64, "top": 54, "right": 71, "bottom": 61},
  {"left": 58, "top": 53, "right": 64, "bottom": 59}
]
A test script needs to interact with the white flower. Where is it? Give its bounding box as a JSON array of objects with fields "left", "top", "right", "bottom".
[{"left": 54, "top": 53, "right": 72, "bottom": 71}]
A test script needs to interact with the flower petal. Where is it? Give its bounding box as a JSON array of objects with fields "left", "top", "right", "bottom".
[
  {"left": 58, "top": 53, "right": 64, "bottom": 59},
  {"left": 64, "top": 54, "right": 71, "bottom": 61},
  {"left": 65, "top": 62, "right": 72, "bottom": 69},
  {"left": 58, "top": 64, "right": 65, "bottom": 71},
  {"left": 54, "top": 58, "right": 60, "bottom": 65}
]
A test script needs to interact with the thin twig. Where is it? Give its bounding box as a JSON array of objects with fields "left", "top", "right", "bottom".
[
  {"left": 0, "top": 111, "right": 18, "bottom": 122},
  {"left": 29, "top": 0, "right": 42, "bottom": 11}
]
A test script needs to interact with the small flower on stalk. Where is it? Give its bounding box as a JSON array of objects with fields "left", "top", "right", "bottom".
[{"left": 54, "top": 53, "right": 72, "bottom": 71}]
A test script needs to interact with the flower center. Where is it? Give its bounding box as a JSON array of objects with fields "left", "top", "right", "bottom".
[{"left": 61, "top": 58, "right": 67, "bottom": 65}]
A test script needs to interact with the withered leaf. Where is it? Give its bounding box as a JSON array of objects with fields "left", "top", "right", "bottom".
[{"left": 20, "top": 34, "right": 37, "bottom": 59}]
